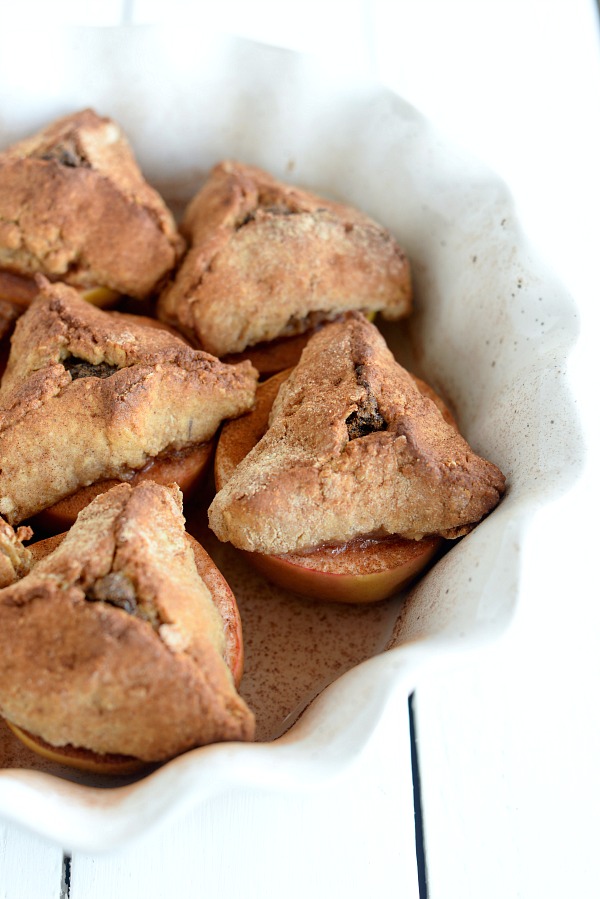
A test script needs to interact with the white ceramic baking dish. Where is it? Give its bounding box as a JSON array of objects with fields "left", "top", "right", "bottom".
[{"left": 0, "top": 28, "right": 583, "bottom": 851}]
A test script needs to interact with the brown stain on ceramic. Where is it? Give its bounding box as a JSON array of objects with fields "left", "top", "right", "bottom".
[{"left": 187, "top": 492, "right": 401, "bottom": 743}]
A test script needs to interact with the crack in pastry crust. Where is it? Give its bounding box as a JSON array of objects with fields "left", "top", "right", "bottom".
[
  {"left": 86, "top": 570, "right": 141, "bottom": 618},
  {"left": 209, "top": 313, "right": 506, "bottom": 554},
  {"left": 345, "top": 363, "right": 388, "bottom": 440},
  {"left": 63, "top": 356, "right": 120, "bottom": 381},
  {"left": 0, "top": 280, "right": 258, "bottom": 525},
  {"left": 0, "top": 482, "right": 254, "bottom": 761},
  {"left": 158, "top": 160, "right": 412, "bottom": 356},
  {"left": 37, "top": 140, "right": 91, "bottom": 169}
]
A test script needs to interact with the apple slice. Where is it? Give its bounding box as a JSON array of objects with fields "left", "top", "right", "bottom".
[
  {"left": 186, "top": 534, "right": 245, "bottom": 689},
  {"left": 32, "top": 440, "right": 215, "bottom": 534},
  {"left": 220, "top": 314, "right": 378, "bottom": 378},
  {"left": 222, "top": 332, "right": 312, "bottom": 378},
  {"left": 243, "top": 534, "right": 442, "bottom": 604},
  {"left": 214, "top": 367, "right": 456, "bottom": 603},
  {"left": 5, "top": 721, "right": 146, "bottom": 775},
  {"left": 0, "top": 270, "right": 120, "bottom": 309}
]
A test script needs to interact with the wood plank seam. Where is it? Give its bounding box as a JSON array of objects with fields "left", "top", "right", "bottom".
[
  {"left": 409, "top": 693, "right": 428, "bottom": 899},
  {"left": 60, "top": 853, "right": 71, "bottom": 899}
]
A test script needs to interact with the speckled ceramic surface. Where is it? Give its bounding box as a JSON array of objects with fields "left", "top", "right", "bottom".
[{"left": 0, "top": 29, "right": 583, "bottom": 851}]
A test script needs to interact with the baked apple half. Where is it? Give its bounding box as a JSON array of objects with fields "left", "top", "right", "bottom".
[
  {"left": 10, "top": 308, "right": 217, "bottom": 532},
  {"left": 0, "top": 282, "right": 258, "bottom": 529},
  {"left": 0, "top": 109, "right": 184, "bottom": 303},
  {"left": 12, "top": 515, "right": 246, "bottom": 775},
  {"left": 214, "top": 366, "right": 454, "bottom": 604},
  {"left": 157, "top": 160, "right": 412, "bottom": 358},
  {"left": 210, "top": 314, "right": 505, "bottom": 604},
  {"left": 2, "top": 482, "right": 252, "bottom": 774}
]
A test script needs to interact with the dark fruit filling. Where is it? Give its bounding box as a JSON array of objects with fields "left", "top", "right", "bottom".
[
  {"left": 37, "top": 142, "right": 89, "bottom": 168},
  {"left": 85, "top": 572, "right": 159, "bottom": 628},
  {"left": 64, "top": 357, "right": 120, "bottom": 380},
  {"left": 346, "top": 364, "right": 387, "bottom": 439}
]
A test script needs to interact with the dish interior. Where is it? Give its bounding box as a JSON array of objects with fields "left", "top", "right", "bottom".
[{"left": 0, "top": 31, "right": 582, "bottom": 804}]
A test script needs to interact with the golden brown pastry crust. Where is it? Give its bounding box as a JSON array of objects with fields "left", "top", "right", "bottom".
[
  {"left": 0, "top": 482, "right": 254, "bottom": 761},
  {"left": 158, "top": 160, "right": 412, "bottom": 356},
  {"left": 208, "top": 313, "right": 506, "bottom": 553},
  {"left": 0, "top": 109, "right": 184, "bottom": 298},
  {"left": 214, "top": 368, "right": 458, "bottom": 495},
  {"left": 0, "top": 280, "right": 258, "bottom": 525}
]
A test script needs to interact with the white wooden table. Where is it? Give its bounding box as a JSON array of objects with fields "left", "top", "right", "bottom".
[{"left": 0, "top": 2, "right": 598, "bottom": 896}]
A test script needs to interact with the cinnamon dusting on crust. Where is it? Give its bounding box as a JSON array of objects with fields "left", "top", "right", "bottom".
[
  {"left": 0, "top": 280, "right": 258, "bottom": 525},
  {"left": 158, "top": 160, "right": 412, "bottom": 355},
  {"left": 0, "top": 482, "right": 254, "bottom": 761},
  {"left": 0, "top": 109, "right": 185, "bottom": 298}
]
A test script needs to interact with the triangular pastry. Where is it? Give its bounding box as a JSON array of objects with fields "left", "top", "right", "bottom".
[
  {"left": 0, "top": 109, "right": 184, "bottom": 299},
  {"left": 0, "top": 481, "right": 254, "bottom": 763},
  {"left": 158, "top": 160, "right": 412, "bottom": 356},
  {"left": 0, "top": 280, "right": 258, "bottom": 525},
  {"left": 209, "top": 313, "right": 506, "bottom": 554}
]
